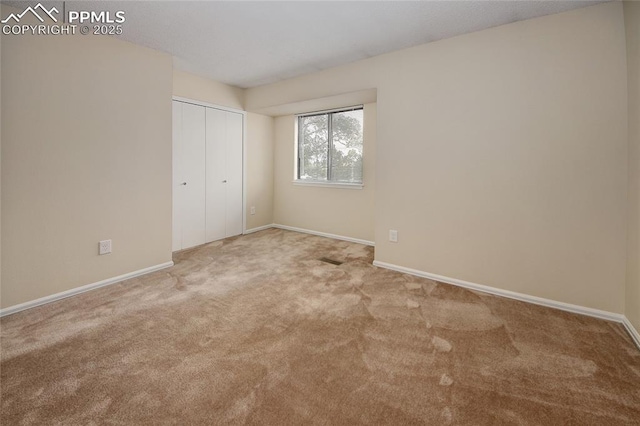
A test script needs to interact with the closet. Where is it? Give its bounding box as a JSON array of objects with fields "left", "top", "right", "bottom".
[{"left": 172, "top": 99, "right": 243, "bottom": 251}]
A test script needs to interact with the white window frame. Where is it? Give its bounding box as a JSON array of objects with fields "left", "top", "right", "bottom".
[{"left": 294, "top": 105, "right": 364, "bottom": 189}]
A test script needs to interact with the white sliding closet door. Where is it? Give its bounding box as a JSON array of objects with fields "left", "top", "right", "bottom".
[
  {"left": 225, "top": 112, "right": 244, "bottom": 237},
  {"left": 173, "top": 99, "right": 244, "bottom": 252},
  {"left": 172, "top": 101, "right": 183, "bottom": 252},
  {"left": 173, "top": 102, "right": 207, "bottom": 250},
  {"left": 206, "top": 108, "right": 244, "bottom": 240},
  {"left": 205, "top": 108, "right": 227, "bottom": 242}
]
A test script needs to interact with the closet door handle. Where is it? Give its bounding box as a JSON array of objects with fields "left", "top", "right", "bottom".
[
  {"left": 222, "top": 180, "right": 227, "bottom": 183},
  {"left": 180, "top": 182, "right": 187, "bottom": 186}
]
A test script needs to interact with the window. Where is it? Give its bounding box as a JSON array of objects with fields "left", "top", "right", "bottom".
[{"left": 297, "top": 106, "right": 364, "bottom": 185}]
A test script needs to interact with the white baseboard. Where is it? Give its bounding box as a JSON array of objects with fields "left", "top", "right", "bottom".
[
  {"left": 373, "top": 260, "right": 640, "bottom": 350},
  {"left": 273, "top": 224, "right": 375, "bottom": 246},
  {"left": 622, "top": 317, "right": 640, "bottom": 349},
  {"left": 373, "top": 259, "right": 630, "bottom": 323},
  {"left": 244, "top": 224, "right": 275, "bottom": 234},
  {"left": 0, "top": 261, "right": 174, "bottom": 318}
]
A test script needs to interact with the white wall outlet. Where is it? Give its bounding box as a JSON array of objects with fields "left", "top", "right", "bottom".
[
  {"left": 250, "top": 206, "right": 256, "bottom": 215},
  {"left": 389, "top": 230, "right": 398, "bottom": 243},
  {"left": 99, "top": 239, "right": 112, "bottom": 255}
]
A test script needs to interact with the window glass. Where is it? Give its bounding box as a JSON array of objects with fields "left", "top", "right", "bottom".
[
  {"left": 297, "top": 107, "right": 363, "bottom": 184},
  {"left": 299, "top": 114, "right": 328, "bottom": 181},
  {"left": 330, "top": 109, "right": 363, "bottom": 183}
]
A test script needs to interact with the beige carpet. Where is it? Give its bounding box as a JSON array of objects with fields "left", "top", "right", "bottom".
[{"left": 1, "top": 228, "right": 639, "bottom": 425}]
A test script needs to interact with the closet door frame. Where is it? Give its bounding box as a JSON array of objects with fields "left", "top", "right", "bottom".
[{"left": 172, "top": 96, "right": 247, "bottom": 239}]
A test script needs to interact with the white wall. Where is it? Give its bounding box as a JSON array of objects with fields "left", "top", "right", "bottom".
[
  {"left": 1, "top": 8, "right": 174, "bottom": 308},
  {"left": 625, "top": 1, "right": 640, "bottom": 330},
  {"left": 246, "top": 3, "right": 629, "bottom": 313},
  {"left": 272, "top": 104, "right": 376, "bottom": 242}
]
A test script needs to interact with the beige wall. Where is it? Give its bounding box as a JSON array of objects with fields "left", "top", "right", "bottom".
[
  {"left": 247, "top": 3, "right": 629, "bottom": 313},
  {"left": 625, "top": 1, "right": 640, "bottom": 330},
  {"left": 273, "top": 104, "right": 376, "bottom": 242},
  {"left": 246, "top": 113, "right": 275, "bottom": 230},
  {"left": 173, "top": 69, "right": 244, "bottom": 111},
  {"left": 0, "top": 29, "right": 3, "bottom": 307},
  {"left": 1, "top": 2, "right": 634, "bottom": 319},
  {"left": 1, "top": 10, "right": 174, "bottom": 308}
]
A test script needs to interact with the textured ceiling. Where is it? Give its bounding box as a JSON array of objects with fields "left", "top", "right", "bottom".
[{"left": 3, "top": 1, "right": 607, "bottom": 88}]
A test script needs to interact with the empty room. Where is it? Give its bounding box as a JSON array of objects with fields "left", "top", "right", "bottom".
[{"left": 1, "top": 0, "right": 639, "bottom": 424}]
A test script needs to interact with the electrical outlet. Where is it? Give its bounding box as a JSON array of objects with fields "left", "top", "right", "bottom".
[
  {"left": 250, "top": 206, "right": 256, "bottom": 215},
  {"left": 389, "top": 230, "right": 398, "bottom": 243},
  {"left": 99, "top": 239, "right": 112, "bottom": 255}
]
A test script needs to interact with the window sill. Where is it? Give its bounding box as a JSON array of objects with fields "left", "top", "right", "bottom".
[{"left": 292, "top": 180, "right": 364, "bottom": 190}]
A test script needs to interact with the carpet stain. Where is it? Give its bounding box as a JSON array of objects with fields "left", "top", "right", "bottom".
[
  {"left": 432, "top": 336, "right": 452, "bottom": 352},
  {"left": 406, "top": 299, "right": 420, "bottom": 309},
  {"left": 1, "top": 229, "right": 639, "bottom": 425},
  {"left": 404, "top": 282, "right": 422, "bottom": 291},
  {"left": 441, "top": 406, "right": 453, "bottom": 424},
  {"left": 439, "top": 373, "right": 454, "bottom": 386}
]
